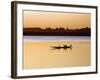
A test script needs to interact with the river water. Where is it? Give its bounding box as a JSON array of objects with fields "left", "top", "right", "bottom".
[{"left": 23, "top": 36, "right": 91, "bottom": 69}]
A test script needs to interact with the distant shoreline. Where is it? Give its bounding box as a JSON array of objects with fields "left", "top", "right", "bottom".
[
  {"left": 23, "top": 27, "right": 91, "bottom": 36},
  {"left": 23, "top": 33, "right": 90, "bottom": 36}
]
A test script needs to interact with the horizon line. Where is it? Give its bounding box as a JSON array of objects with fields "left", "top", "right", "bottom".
[{"left": 23, "top": 27, "right": 91, "bottom": 29}]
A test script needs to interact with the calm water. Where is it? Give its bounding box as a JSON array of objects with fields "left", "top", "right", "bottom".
[
  {"left": 23, "top": 36, "right": 91, "bottom": 69},
  {"left": 24, "top": 36, "right": 90, "bottom": 41}
]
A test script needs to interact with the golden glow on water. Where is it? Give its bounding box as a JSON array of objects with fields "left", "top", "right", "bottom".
[{"left": 23, "top": 40, "right": 90, "bottom": 69}]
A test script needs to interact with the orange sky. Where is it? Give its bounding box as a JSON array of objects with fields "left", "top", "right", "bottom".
[{"left": 23, "top": 11, "right": 91, "bottom": 29}]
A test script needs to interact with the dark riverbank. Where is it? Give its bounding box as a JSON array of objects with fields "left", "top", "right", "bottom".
[{"left": 23, "top": 27, "right": 90, "bottom": 36}]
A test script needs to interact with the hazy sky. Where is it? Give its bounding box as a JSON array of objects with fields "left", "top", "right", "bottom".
[{"left": 23, "top": 11, "right": 91, "bottom": 29}]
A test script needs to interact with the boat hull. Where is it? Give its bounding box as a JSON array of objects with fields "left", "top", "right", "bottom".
[{"left": 51, "top": 46, "right": 72, "bottom": 49}]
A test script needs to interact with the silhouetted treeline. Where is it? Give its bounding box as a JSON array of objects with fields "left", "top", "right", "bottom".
[{"left": 23, "top": 27, "right": 91, "bottom": 36}]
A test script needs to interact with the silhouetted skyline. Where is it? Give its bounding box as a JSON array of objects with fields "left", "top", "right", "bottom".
[{"left": 23, "top": 27, "right": 90, "bottom": 36}]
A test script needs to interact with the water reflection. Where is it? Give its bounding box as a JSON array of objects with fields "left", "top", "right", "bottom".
[{"left": 23, "top": 37, "right": 90, "bottom": 69}]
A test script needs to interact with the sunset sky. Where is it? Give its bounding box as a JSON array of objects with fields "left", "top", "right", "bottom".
[{"left": 23, "top": 11, "right": 91, "bottom": 29}]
